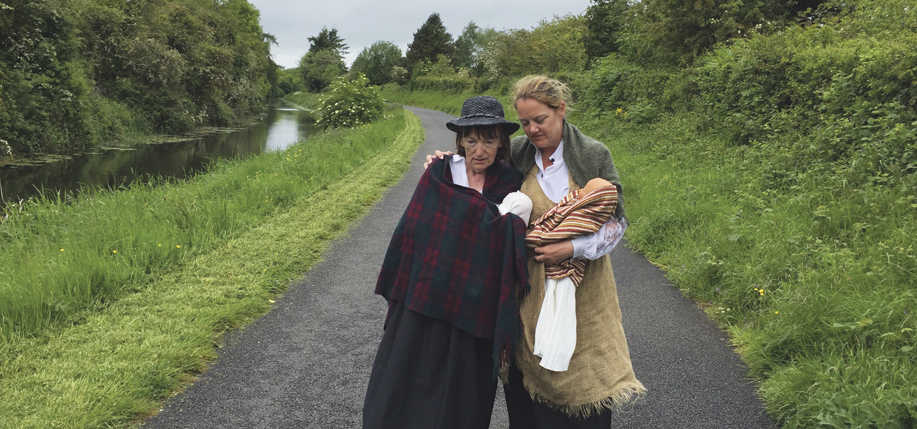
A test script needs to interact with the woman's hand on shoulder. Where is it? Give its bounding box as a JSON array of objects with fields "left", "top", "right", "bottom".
[{"left": 423, "top": 150, "right": 453, "bottom": 170}]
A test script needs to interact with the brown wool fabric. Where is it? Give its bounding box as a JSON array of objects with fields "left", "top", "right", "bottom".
[{"left": 512, "top": 167, "right": 645, "bottom": 418}]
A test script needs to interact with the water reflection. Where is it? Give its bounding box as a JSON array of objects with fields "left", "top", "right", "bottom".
[{"left": 0, "top": 102, "right": 318, "bottom": 204}]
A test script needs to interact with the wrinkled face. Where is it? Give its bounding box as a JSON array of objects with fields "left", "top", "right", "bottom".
[
  {"left": 515, "top": 97, "right": 565, "bottom": 152},
  {"left": 462, "top": 131, "right": 503, "bottom": 175}
]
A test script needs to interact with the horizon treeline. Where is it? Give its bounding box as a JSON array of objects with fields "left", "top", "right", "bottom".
[
  {"left": 286, "top": 0, "right": 825, "bottom": 94},
  {"left": 0, "top": 0, "right": 278, "bottom": 155}
]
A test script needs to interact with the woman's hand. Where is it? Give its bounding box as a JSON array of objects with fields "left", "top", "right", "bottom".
[
  {"left": 533, "top": 241, "right": 574, "bottom": 265},
  {"left": 423, "top": 150, "right": 453, "bottom": 169}
]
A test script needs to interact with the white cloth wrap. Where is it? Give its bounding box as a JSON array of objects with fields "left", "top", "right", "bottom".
[
  {"left": 533, "top": 276, "right": 577, "bottom": 371},
  {"left": 497, "top": 191, "right": 533, "bottom": 225}
]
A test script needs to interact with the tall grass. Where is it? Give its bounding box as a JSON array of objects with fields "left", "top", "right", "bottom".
[
  {"left": 578, "top": 111, "right": 917, "bottom": 427},
  {"left": 0, "top": 107, "right": 406, "bottom": 342}
]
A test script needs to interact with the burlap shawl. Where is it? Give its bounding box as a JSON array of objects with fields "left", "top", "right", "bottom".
[
  {"left": 512, "top": 166, "right": 645, "bottom": 419},
  {"left": 375, "top": 155, "right": 529, "bottom": 376},
  {"left": 510, "top": 120, "right": 626, "bottom": 220},
  {"left": 525, "top": 185, "right": 618, "bottom": 287}
]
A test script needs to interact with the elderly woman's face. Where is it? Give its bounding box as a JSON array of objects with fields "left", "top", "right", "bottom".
[
  {"left": 515, "top": 97, "right": 565, "bottom": 152},
  {"left": 462, "top": 131, "right": 503, "bottom": 174}
]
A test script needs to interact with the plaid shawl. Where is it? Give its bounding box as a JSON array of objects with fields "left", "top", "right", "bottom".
[
  {"left": 375, "top": 155, "right": 529, "bottom": 376},
  {"left": 525, "top": 185, "right": 618, "bottom": 287}
]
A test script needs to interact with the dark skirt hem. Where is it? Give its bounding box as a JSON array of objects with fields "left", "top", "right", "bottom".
[{"left": 363, "top": 301, "right": 497, "bottom": 429}]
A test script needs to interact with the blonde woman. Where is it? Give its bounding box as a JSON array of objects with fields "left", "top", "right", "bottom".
[{"left": 502, "top": 75, "right": 643, "bottom": 429}]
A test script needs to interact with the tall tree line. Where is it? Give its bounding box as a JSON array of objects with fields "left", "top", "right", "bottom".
[{"left": 0, "top": 0, "right": 276, "bottom": 155}]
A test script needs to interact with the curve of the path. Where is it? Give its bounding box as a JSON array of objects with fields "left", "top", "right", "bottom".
[{"left": 143, "top": 106, "right": 776, "bottom": 429}]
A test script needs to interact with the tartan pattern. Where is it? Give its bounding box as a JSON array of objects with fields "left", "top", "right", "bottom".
[
  {"left": 525, "top": 185, "right": 618, "bottom": 287},
  {"left": 375, "top": 155, "right": 528, "bottom": 375}
]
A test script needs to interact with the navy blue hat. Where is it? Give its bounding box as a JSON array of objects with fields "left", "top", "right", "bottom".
[{"left": 446, "top": 96, "right": 520, "bottom": 135}]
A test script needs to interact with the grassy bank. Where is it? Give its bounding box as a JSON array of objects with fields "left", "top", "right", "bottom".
[
  {"left": 383, "top": 86, "right": 917, "bottom": 426},
  {"left": 586, "top": 113, "right": 917, "bottom": 428},
  {"left": 281, "top": 91, "right": 323, "bottom": 113},
  {"left": 380, "top": 85, "right": 501, "bottom": 119},
  {"left": 0, "top": 108, "right": 424, "bottom": 427}
]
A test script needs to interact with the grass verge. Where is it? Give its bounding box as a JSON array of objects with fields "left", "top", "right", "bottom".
[
  {"left": 0, "top": 107, "right": 403, "bottom": 339},
  {"left": 578, "top": 112, "right": 917, "bottom": 427},
  {"left": 0, "top": 109, "right": 424, "bottom": 428}
]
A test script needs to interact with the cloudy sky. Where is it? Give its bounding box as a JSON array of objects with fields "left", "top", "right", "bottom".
[{"left": 247, "top": 0, "right": 594, "bottom": 69}]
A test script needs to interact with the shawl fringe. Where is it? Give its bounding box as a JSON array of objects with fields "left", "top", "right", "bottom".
[{"left": 522, "top": 378, "right": 647, "bottom": 419}]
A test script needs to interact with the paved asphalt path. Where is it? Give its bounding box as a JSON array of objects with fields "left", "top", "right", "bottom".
[{"left": 144, "top": 106, "right": 777, "bottom": 429}]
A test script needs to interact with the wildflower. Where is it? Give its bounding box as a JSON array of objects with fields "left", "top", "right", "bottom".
[
  {"left": 775, "top": 311, "right": 779, "bottom": 314},
  {"left": 60, "top": 249, "right": 64, "bottom": 252},
  {"left": 176, "top": 245, "right": 181, "bottom": 248},
  {"left": 113, "top": 250, "right": 117, "bottom": 254}
]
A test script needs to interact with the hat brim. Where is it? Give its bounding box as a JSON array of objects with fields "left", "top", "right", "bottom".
[{"left": 446, "top": 115, "right": 520, "bottom": 135}]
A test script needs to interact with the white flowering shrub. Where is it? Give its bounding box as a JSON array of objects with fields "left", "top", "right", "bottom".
[
  {"left": 1, "top": 139, "right": 11, "bottom": 158},
  {"left": 316, "top": 73, "right": 385, "bottom": 129}
]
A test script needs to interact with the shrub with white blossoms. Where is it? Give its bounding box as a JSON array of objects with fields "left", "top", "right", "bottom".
[
  {"left": 1, "top": 139, "right": 11, "bottom": 158},
  {"left": 316, "top": 73, "right": 385, "bottom": 129}
]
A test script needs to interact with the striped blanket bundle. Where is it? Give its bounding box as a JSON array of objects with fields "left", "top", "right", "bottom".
[{"left": 525, "top": 185, "right": 618, "bottom": 287}]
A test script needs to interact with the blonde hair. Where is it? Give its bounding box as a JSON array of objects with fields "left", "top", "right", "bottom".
[{"left": 511, "top": 75, "right": 571, "bottom": 110}]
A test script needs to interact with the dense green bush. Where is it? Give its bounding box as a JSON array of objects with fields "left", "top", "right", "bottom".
[
  {"left": 0, "top": 0, "right": 94, "bottom": 153},
  {"left": 584, "top": 55, "right": 693, "bottom": 123},
  {"left": 316, "top": 73, "right": 385, "bottom": 129},
  {"left": 351, "top": 41, "right": 403, "bottom": 86},
  {"left": 693, "top": 2, "right": 917, "bottom": 186},
  {"left": 0, "top": 0, "right": 274, "bottom": 155}
]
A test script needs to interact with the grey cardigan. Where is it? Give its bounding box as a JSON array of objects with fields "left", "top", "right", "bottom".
[{"left": 509, "top": 121, "right": 626, "bottom": 220}]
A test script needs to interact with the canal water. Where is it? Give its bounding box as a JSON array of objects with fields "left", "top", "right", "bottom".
[{"left": 0, "top": 102, "right": 318, "bottom": 204}]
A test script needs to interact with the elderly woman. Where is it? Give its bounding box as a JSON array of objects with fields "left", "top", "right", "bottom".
[{"left": 363, "top": 96, "right": 532, "bottom": 429}]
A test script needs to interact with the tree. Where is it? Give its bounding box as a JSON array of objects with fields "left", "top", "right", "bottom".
[
  {"left": 307, "top": 26, "right": 349, "bottom": 56},
  {"left": 479, "top": 15, "right": 586, "bottom": 80},
  {"left": 350, "top": 41, "right": 403, "bottom": 86},
  {"left": 528, "top": 15, "right": 587, "bottom": 73},
  {"left": 584, "top": 0, "right": 632, "bottom": 64},
  {"left": 300, "top": 27, "right": 348, "bottom": 92},
  {"left": 452, "top": 21, "right": 497, "bottom": 76},
  {"left": 404, "top": 13, "right": 454, "bottom": 74},
  {"left": 299, "top": 49, "right": 345, "bottom": 92},
  {"left": 633, "top": 0, "right": 802, "bottom": 65}
]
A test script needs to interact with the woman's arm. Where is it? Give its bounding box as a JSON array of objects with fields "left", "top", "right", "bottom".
[{"left": 570, "top": 217, "right": 627, "bottom": 260}]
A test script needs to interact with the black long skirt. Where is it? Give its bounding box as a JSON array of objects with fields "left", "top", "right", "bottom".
[{"left": 363, "top": 301, "right": 497, "bottom": 429}]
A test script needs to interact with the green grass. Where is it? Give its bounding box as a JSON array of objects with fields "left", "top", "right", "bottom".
[
  {"left": 575, "top": 111, "right": 917, "bottom": 428},
  {"left": 0, "top": 107, "right": 405, "bottom": 340},
  {"left": 380, "top": 85, "right": 477, "bottom": 117},
  {"left": 386, "top": 85, "right": 917, "bottom": 427},
  {"left": 281, "top": 91, "right": 323, "bottom": 112},
  {"left": 0, "top": 108, "right": 424, "bottom": 427}
]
